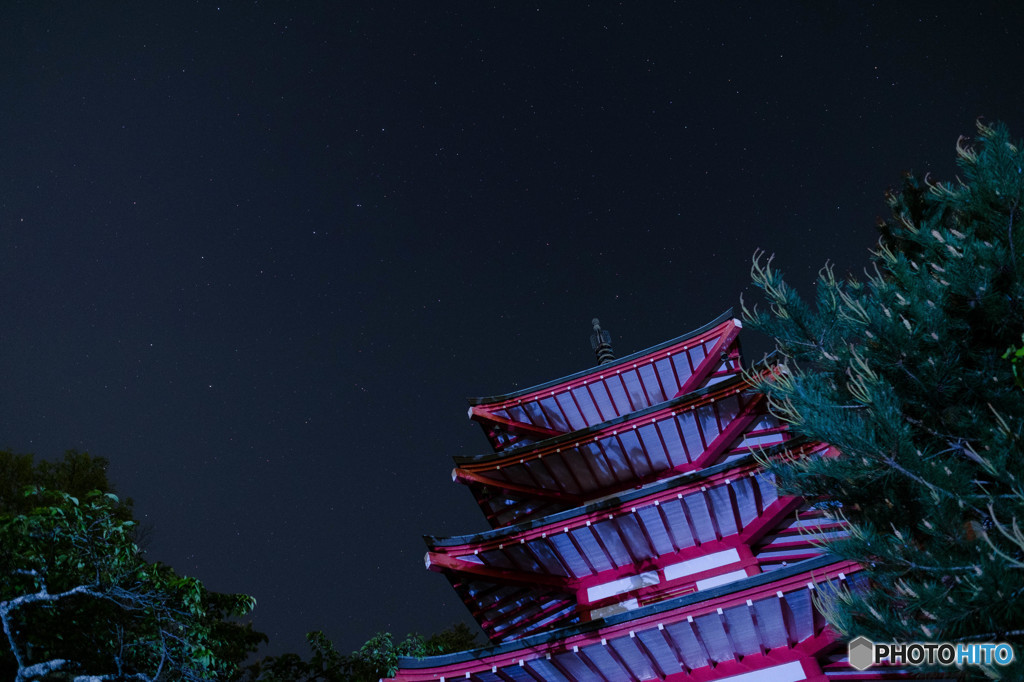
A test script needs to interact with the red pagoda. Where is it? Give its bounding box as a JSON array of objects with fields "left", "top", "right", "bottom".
[{"left": 389, "top": 312, "right": 917, "bottom": 681}]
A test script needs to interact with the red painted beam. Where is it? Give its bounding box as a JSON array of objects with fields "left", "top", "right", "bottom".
[
  {"left": 470, "top": 405, "right": 566, "bottom": 441},
  {"left": 460, "top": 377, "right": 753, "bottom": 476},
  {"left": 739, "top": 496, "right": 806, "bottom": 546},
  {"left": 674, "top": 321, "right": 742, "bottom": 397},
  {"left": 454, "top": 467, "right": 587, "bottom": 503},
  {"left": 425, "top": 551, "right": 574, "bottom": 590}
]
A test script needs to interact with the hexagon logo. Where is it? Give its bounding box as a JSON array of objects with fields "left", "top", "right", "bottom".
[{"left": 848, "top": 636, "right": 875, "bottom": 671}]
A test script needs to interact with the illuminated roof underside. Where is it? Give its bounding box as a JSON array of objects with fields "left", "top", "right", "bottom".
[
  {"left": 393, "top": 557, "right": 867, "bottom": 682},
  {"left": 430, "top": 446, "right": 840, "bottom": 642},
  {"left": 467, "top": 313, "right": 742, "bottom": 452},
  {"left": 457, "top": 374, "right": 785, "bottom": 528}
]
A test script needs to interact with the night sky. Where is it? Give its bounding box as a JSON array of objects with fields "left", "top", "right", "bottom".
[{"left": 3, "top": 2, "right": 1023, "bottom": 658}]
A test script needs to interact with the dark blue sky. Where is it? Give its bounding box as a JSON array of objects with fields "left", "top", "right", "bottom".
[{"left": 2, "top": 2, "right": 1022, "bottom": 657}]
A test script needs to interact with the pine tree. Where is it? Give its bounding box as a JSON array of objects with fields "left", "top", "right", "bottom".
[{"left": 743, "top": 121, "right": 1024, "bottom": 677}]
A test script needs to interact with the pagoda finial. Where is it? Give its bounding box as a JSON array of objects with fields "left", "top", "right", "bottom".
[{"left": 590, "top": 318, "right": 616, "bottom": 365}]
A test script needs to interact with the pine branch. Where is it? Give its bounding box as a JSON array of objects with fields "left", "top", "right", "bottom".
[
  {"left": 953, "top": 631, "right": 1024, "bottom": 643},
  {"left": 1007, "top": 200, "right": 1017, "bottom": 275},
  {"left": 880, "top": 454, "right": 984, "bottom": 516},
  {"left": 893, "top": 560, "right": 980, "bottom": 574}
]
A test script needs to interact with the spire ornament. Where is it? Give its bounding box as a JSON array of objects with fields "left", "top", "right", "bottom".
[{"left": 590, "top": 318, "right": 615, "bottom": 365}]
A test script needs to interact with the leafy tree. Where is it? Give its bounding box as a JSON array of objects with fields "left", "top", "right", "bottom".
[
  {"left": 0, "top": 450, "right": 125, "bottom": 516},
  {"left": 420, "top": 623, "right": 479, "bottom": 657},
  {"left": 0, "top": 451, "right": 264, "bottom": 681},
  {"left": 1004, "top": 335, "right": 1024, "bottom": 389},
  {"left": 242, "top": 623, "right": 479, "bottom": 681},
  {"left": 743, "top": 121, "right": 1024, "bottom": 676}
]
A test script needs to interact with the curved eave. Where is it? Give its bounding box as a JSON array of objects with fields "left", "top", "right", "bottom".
[
  {"left": 450, "top": 379, "right": 781, "bottom": 528},
  {"left": 394, "top": 555, "right": 859, "bottom": 674},
  {"left": 428, "top": 440, "right": 819, "bottom": 549},
  {"left": 426, "top": 479, "right": 843, "bottom": 648},
  {"left": 454, "top": 372, "right": 750, "bottom": 468},
  {"left": 466, "top": 309, "right": 736, "bottom": 406},
  {"left": 439, "top": 575, "right": 579, "bottom": 643}
]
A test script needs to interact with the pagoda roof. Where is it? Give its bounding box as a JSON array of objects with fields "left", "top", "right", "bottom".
[
  {"left": 454, "top": 373, "right": 788, "bottom": 526},
  {"left": 390, "top": 555, "right": 862, "bottom": 681},
  {"left": 430, "top": 449, "right": 798, "bottom": 548},
  {"left": 467, "top": 312, "right": 743, "bottom": 452},
  {"left": 427, "top": 444, "right": 835, "bottom": 642},
  {"left": 429, "top": 505, "right": 845, "bottom": 644}
]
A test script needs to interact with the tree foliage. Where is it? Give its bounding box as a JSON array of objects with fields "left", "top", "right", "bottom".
[
  {"left": 0, "top": 450, "right": 125, "bottom": 517},
  {"left": 0, "top": 451, "right": 264, "bottom": 681},
  {"left": 241, "top": 623, "right": 479, "bottom": 682},
  {"left": 744, "top": 121, "right": 1024, "bottom": 676}
]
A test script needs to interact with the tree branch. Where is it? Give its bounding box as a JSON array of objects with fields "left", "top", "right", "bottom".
[
  {"left": 0, "top": 602, "right": 27, "bottom": 677},
  {"left": 880, "top": 454, "right": 984, "bottom": 516},
  {"left": 16, "top": 658, "right": 71, "bottom": 682},
  {"left": 3, "top": 582, "right": 138, "bottom": 682},
  {"left": 2, "top": 582, "right": 106, "bottom": 611}
]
